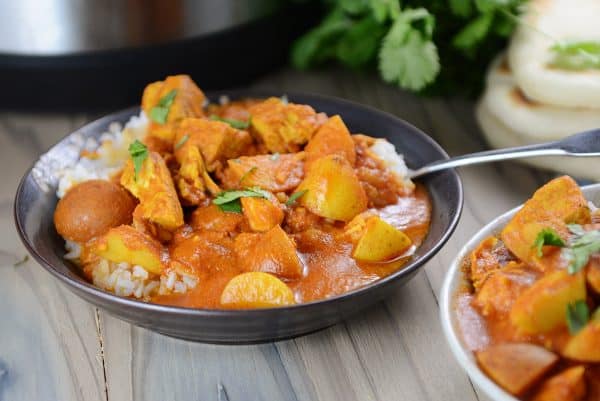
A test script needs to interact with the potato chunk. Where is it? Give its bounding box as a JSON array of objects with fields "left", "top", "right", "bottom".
[
  {"left": 121, "top": 152, "right": 184, "bottom": 231},
  {"left": 532, "top": 366, "right": 587, "bottom": 401},
  {"left": 510, "top": 270, "right": 586, "bottom": 334},
  {"left": 234, "top": 225, "right": 303, "bottom": 279},
  {"left": 305, "top": 115, "right": 356, "bottom": 170},
  {"left": 296, "top": 155, "right": 368, "bottom": 222},
  {"left": 90, "top": 225, "right": 164, "bottom": 274},
  {"left": 351, "top": 216, "right": 411, "bottom": 262},
  {"left": 501, "top": 176, "right": 590, "bottom": 269},
  {"left": 562, "top": 319, "right": 600, "bottom": 362},
  {"left": 249, "top": 97, "right": 323, "bottom": 153},
  {"left": 220, "top": 272, "right": 295, "bottom": 309},
  {"left": 476, "top": 343, "right": 558, "bottom": 396},
  {"left": 222, "top": 153, "right": 305, "bottom": 192},
  {"left": 54, "top": 180, "right": 136, "bottom": 242},
  {"left": 142, "top": 75, "right": 206, "bottom": 143},
  {"left": 241, "top": 197, "right": 284, "bottom": 232},
  {"left": 174, "top": 118, "right": 252, "bottom": 171}
]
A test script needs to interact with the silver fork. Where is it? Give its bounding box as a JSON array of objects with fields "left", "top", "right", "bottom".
[{"left": 409, "top": 129, "right": 600, "bottom": 179}]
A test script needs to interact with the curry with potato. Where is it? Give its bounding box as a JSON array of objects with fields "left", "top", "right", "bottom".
[
  {"left": 456, "top": 176, "right": 600, "bottom": 400},
  {"left": 53, "top": 75, "right": 431, "bottom": 309}
]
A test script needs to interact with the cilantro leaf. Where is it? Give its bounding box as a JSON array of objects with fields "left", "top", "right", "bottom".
[
  {"left": 128, "top": 140, "right": 148, "bottom": 181},
  {"left": 532, "top": 228, "right": 565, "bottom": 258},
  {"left": 286, "top": 190, "right": 308, "bottom": 207},
  {"left": 566, "top": 300, "right": 590, "bottom": 335},
  {"left": 339, "top": 0, "right": 369, "bottom": 15},
  {"left": 209, "top": 115, "right": 251, "bottom": 130},
  {"left": 550, "top": 41, "right": 600, "bottom": 70},
  {"left": 291, "top": 7, "right": 352, "bottom": 70},
  {"left": 337, "top": 16, "right": 388, "bottom": 68},
  {"left": 564, "top": 227, "right": 600, "bottom": 274},
  {"left": 449, "top": 0, "right": 474, "bottom": 18},
  {"left": 369, "top": 0, "right": 401, "bottom": 23},
  {"left": 149, "top": 89, "right": 177, "bottom": 124},
  {"left": 378, "top": 8, "right": 440, "bottom": 91},
  {"left": 174, "top": 134, "right": 189, "bottom": 150},
  {"left": 213, "top": 187, "right": 270, "bottom": 213},
  {"left": 452, "top": 12, "right": 494, "bottom": 53}
]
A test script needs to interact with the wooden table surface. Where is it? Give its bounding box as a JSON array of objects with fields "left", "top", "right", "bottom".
[{"left": 0, "top": 68, "right": 556, "bottom": 401}]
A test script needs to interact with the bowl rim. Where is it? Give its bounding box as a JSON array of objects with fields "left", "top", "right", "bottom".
[
  {"left": 14, "top": 89, "right": 464, "bottom": 317},
  {"left": 439, "top": 182, "right": 600, "bottom": 401}
]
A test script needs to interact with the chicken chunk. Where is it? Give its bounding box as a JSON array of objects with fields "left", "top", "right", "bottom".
[
  {"left": 249, "top": 97, "right": 325, "bottom": 153},
  {"left": 174, "top": 118, "right": 252, "bottom": 171},
  {"left": 220, "top": 153, "right": 305, "bottom": 192},
  {"left": 142, "top": 75, "right": 206, "bottom": 143},
  {"left": 121, "top": 151, "right": 184, "bottom": 232}
]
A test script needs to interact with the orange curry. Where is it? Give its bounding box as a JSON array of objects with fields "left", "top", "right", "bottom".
[
  {"left": 53, "top": 74, "right": 431, "bottom": 309},
  {"left": 456, "top": 176, "right": 600, "bottom": 401}
]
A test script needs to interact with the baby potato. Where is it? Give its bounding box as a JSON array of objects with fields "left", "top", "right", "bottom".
[
  {"left": 90, "top": 225, "right": 164, "bottom": 274},
  {"left": 297, "top": 154, "right": 367, "bottom": 222},
  {"left": 351, "top": 216, "right": 412, "bottom": 262},
  {"left": 220, "top": 272, "right": 296, "bottom": 309},
  {"left": 510, "top": 270, "right": 586, "bottom": 334},
  {"left": 54, "top": 180, "right": 136, "bottom": 242}
]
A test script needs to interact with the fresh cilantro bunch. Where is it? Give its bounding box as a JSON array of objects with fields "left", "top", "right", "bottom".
[{"left": 291, "top": 0, "right": 526, "bottom": 95}]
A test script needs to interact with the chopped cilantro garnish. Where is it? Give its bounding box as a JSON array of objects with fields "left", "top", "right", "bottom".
[
  {"left": 566, "top": 300, "right": 590, "bottom": 335},
  {"left": 286, "top": 190, "right": 308, "bottom": 207},
  {"left": 213, "top": 187, "right": 270, "bottom": 213},
  {"left": 174, "top": 134, "right": 189, "bottom": 150},
  {"left": 149, "top": 89, "right": 177, "bottom": 124},
  {"left": 532, "top": 228, "right": 565, "bottom": 258},
  {"left": 128, "top": 140, "right": 148, "bottom": 181},
  {"left": 209, "top": 114, "right": 251, "bottom": 130}
]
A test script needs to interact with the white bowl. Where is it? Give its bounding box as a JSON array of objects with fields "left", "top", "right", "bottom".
[{"left": 439, "top": 183, "right": 600, "bottom": 401}]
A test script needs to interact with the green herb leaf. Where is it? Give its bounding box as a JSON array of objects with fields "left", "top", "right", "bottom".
[
  {"left": 218, "top": 199, "right": 242, "bottom": 213},
  {"left": 128, "top": 140, "right": 148, "bottom": 181},
  {"left": 239, "top": 167, "right": 257, "bottom": 185},
  {"left": 452, "top": 12, "right": 494, "bottom": 53},
  {"left": 174, "top": 134, "right": 189, "bottom": 150},
  {"left": 286, "top": 190, "right": 308, "bottom": 207},
  {"left": 291, "top": 7, "right": 352, "bottom": 70},
  {"left": 378, "top": 8, "right": 440, "bottom": 91},
  {"left": 532, "top": 228, "right": 565, "bottom": 258},
  {"left": 550, "top": 41, "right": 600, "bottom": 70},
  {"left": 339, "top": 0, "right": 369, "bottom": 15},
  {"left": 209, "top": 114, "right": 251, "bottom": 130},
  {"left": 564, "top": 227, "right": 600, "bottom": 274},
  {"left": 369, "top": 0, "right": 401, "bottom": 23},
  {"left": 449, "top": 0, "right": 474, "bottom": 18},
  {"left": 213, "top": 187, "right": 270, "bottom": 213},
  {"left": 566, "top": 300, "right": 590, "bottom": 335},
  {"left": 337, "top": 15, "right": 388, "bottom": 68},
  {"left": 149, "top": 89, "right": 177, "bottom": 124}
]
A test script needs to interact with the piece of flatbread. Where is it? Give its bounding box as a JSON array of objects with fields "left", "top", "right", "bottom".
[
  {"left": 508, "top": 0, "right": 600, "bottom": 108},
  {"left": 483, "top": 53, "right": 600, "bottom": 141},
  {"left": 476, "top": 102, "right": 600, "bottom": 181}
]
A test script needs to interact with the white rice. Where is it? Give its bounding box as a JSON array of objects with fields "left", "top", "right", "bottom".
[
  {"left": 56, "top": 111, "right": 148, "bottom": 198},
  {"left": 369, "top": 139, "right": 414, "bottom": 189}
]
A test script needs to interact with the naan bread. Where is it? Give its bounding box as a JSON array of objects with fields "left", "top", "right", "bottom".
[
  {"left": 508, "top": 0, "right": 600, "bottom": 108},
  {"left": 483, "top": 54, "right": 600, "bottom": 141},
  {"left": 476, "top": 102, "right": 600, "bottom": 181}
]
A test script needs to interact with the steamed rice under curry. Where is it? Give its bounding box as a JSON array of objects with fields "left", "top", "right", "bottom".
[{"left": 53, "top": 75, "right": 431, "bottom": 309}]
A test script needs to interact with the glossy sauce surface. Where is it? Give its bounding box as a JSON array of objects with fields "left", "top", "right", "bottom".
[{"left": 154, "top": 185, "right": 431, "bottom": 308}]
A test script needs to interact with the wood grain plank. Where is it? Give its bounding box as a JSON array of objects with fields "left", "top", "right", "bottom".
[{"left": 0, "top": 113, "right": 106, "bottom": 401}]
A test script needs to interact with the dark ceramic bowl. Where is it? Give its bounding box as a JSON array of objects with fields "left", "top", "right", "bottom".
[{"left": 15, "top": 91, "right": 463, "bottom": 344}]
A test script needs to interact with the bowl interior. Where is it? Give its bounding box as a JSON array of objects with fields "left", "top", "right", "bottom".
[
  {"left": 15, "top": 90, "right": 463, "bottom": 319},
  {"left": 440, "top": 183, "right": 600, "bottom": 401}
]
